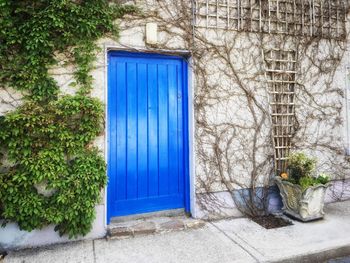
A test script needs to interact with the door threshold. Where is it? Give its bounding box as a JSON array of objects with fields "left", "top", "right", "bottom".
[
  {"left": 107, "top": 210, "right": 204, "bottom": 240},
  {"left": 110, "top": 209, "right": 185, "bottom": 224}
]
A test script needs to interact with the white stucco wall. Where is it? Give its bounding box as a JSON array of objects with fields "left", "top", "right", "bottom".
[
  {"left": 0, "top": 205, "right": 105, "bottom": 251},
  {"left": 1, "top": 0, "right": 350, "bottom": 251}
]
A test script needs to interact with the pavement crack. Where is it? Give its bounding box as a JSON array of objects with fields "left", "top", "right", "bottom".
[
  {"left": 210, "top": 222, "right": 262, "bottom": 263},
  {"left": 92, "top": 240, "right": 97, "bottom": 263}
]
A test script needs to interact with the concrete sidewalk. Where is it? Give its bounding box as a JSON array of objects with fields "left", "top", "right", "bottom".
[{"left": 3, "top": 200, "right": 350, "bottom": 263}]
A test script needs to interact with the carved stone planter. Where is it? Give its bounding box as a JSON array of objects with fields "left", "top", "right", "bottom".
[{"left": 275, "top": 177, "right": 331, "bottom": 221}]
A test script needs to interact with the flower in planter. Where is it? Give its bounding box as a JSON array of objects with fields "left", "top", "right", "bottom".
[{"left": 280, "top": 172, "right": 289, "bottom": 180}]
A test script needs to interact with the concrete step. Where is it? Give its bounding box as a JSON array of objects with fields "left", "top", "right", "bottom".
[
  {"left": 107, "top": 215, "right": 205, "bottom": 240},
  {"left": 110, "top": 209, "right": 185, "bottom": 223}
]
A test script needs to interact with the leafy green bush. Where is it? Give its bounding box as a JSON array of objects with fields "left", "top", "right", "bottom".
[{"left": 0, "top": 0, "right": 135, "bottom": 237}]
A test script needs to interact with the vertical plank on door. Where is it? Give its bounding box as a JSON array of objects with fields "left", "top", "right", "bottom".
[
  {"left": 148, "top": 63, "right": 159, "bottom": 197},
  {"left": 168, "top": 64, "right": 179, "bottom": 194},
  {"left": 137, "top": 63, "right": 148, "bottom": 198},
  {"left": 108, "top": 58, "right": 118, "bottom": 210},
  {"left": 177, "top": 63, "right": 184, "bottom": 195},
  {"left": 126, "top": 63, "right": 138, "bottom": 199},
  {"left": 116, "top": 62, "right": 127, "bottom": 201},
  {"left": 158, "top": 64, "right": 169, "bottom": 196}
]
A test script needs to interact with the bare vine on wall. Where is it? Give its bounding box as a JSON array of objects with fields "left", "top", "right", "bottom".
[
  {"left": 2, "top": 0, "right": 349, "bottom": 219},
  {"left": 82, "top": 0, "right": 350, "bottom": 217},
  {"left": 137, "top": 0, "right": 350, "bottom": 218}
]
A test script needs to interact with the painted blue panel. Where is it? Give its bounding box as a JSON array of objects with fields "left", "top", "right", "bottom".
[
  {"left": 168, "top": 65, "right": 179, "bottom": 195},
  {"left": 126, "top": 63, "right": 138, "bottom": 199},
  {"left": 116, "top": 62, "right": 127, "bottom": 201},
  {"left": 107, "top": 59, "right": 117, "bottom": 221},
  {"left": 107, "top": 51, "right": 189, "bottom": 221},
  {"left": 147, "top": 63, "right": 159, "bottom": 197},
  {"left": 158, "top": 64, "right": 169, "bottom": 196},
  {"left": 177, "top": 63, "right": 184, "bottom": 196},
  {"left": 182, "top": 60, "right": 191, "bottom": 212},
  {"left": 137, "top": 63, "right": 148, "bottom": 199}
]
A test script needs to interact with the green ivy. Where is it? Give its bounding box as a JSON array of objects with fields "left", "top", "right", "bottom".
[{"left": 0, "top": 0, "right": 135, "bottom": 238}]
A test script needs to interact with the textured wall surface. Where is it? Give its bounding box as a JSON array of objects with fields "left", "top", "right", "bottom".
[{"left": 1, "top": 0, "right": 350, "bottom": 249}]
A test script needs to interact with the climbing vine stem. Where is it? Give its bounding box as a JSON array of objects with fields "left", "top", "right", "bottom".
[{"left": 0, "top": 0, "right": 135, "bottom": 238}]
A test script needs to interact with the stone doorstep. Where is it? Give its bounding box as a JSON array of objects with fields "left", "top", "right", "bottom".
[{"left": 107, "top": 217, "right": 206, "bottom": 240}]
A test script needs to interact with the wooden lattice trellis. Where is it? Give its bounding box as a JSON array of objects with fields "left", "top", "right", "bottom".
[
  {"left": 194, "top": 0, "right": 347, "bottom": 39},
  {"left": 193, "top": 1, "right": 347, "bottom": 174},
  {"left": 263, "top": 49, "right": 297, "bottom": 175}
]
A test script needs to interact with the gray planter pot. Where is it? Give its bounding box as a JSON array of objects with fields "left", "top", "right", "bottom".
[{"left": 275, "top": 177, "right": 331, "bottom": 221}]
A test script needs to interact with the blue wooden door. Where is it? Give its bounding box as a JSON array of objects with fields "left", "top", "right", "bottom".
[{"left": 107, "top": 51, "right": 189, "bottom": 222}]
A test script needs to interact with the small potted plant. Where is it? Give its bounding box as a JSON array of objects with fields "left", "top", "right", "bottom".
[{"left": 275, "top": 152, "right": 331, "bottom": 221}]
